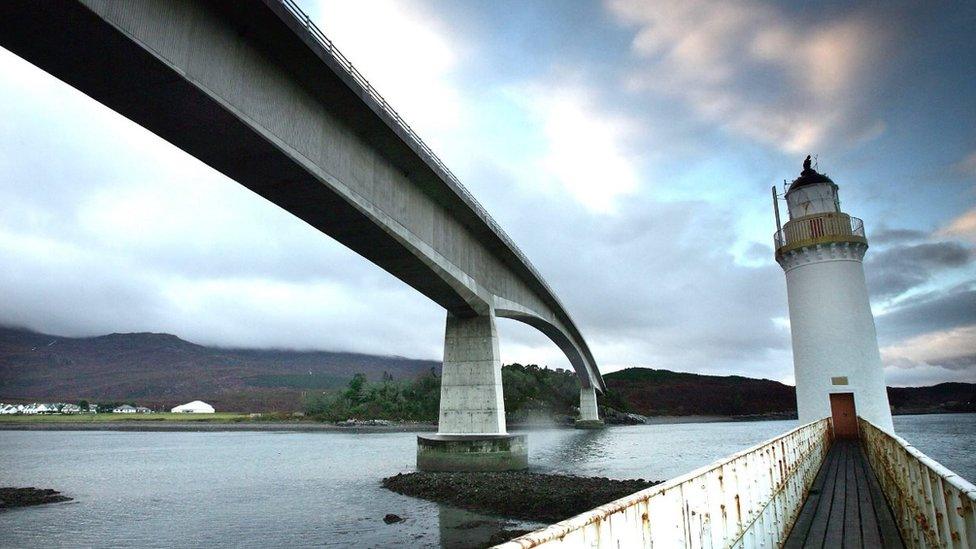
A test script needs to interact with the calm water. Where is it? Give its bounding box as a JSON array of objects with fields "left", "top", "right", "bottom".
[{"left": 1, "top": 414, "right": 973, "bottom": 548}]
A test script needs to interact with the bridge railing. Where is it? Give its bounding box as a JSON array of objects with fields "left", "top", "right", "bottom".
[
  {"left": 275, "top": 0, "right": 556, "bottom": 299},
  {"left": 499, "top": 418, "right": 832, "bottom": 548},
  {"left": 859, "top": 418, "right": 976, "bottom": 548}
]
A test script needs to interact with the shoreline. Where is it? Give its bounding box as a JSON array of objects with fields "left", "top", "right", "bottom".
[
  {"left": 2, "top": 411, "right": 962, "bottom": 432},
  {"left": 0, "top": 421, "right": 438, "bottom": 433},
  {"left": 0, "top": 414, "right": 784, "bottom": 432}
]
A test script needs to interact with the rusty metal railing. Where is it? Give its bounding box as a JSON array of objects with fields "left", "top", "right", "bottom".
[
  {"left": 859, "top": 418, "right": 976, "bottom": 548},
  {"left": 774, "top": 213, "right": 865, "bottom": 253},
  {"left": 498, "top": 418, "right": 832, "bottom": 548}
]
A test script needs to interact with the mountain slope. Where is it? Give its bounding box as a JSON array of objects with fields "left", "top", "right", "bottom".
[
  {"left": 2, "top": 328, "right": 972, "bottom": 415},
  {"left": 0, "top": 327, "right": 439, "bottom": 411},
  {"left": 604, "top": 367, "right": 976, "bottom": 417},
  {"left": 604, "top": 368, "right": 797, "bottom": 416}
]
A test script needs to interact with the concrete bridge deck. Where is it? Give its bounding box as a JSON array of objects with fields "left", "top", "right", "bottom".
[{"left": 784, "top": 439, "right": 903, "bottom": 549}]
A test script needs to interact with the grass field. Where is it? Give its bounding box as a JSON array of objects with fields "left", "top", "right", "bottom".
[{"left": 0, "top": 412, "right": 253, "bottom": 423}]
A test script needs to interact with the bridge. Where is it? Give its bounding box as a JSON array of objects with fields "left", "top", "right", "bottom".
[{"left": 0, "top": 0, "right": 605, "bottom": 469}]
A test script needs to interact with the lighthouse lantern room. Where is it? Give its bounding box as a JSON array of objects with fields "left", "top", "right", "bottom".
[{"left": 774, "top": 157, "right": 894, "bottom": 435}]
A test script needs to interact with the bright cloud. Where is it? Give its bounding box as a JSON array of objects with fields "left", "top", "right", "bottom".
[
  {"left": 309, "top": 0, "right": 465, "bottom": 144},
  {"left": 881, "top": 325, "right": 976, "bottom": 373},
  {"left": 516, "top": 86, "right": 639, "bottom": 213},
  {"left": 607, "top": 0, "right": 888, "bottom": 153}
]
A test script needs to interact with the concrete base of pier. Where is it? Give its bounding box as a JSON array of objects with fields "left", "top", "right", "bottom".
[
  {"left": 416, "top": 434, "right": 528, "bottom": 471},
  {"left": 575, "top": 386, "right": 603, "bottom": 429}
]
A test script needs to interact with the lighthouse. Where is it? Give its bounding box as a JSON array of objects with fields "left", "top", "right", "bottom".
[{"left": 773, "top": 157, "right": 894, "bottom": 435}]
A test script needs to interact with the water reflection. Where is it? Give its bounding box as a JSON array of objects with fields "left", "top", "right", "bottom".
[
  {"left": 436, "top": 504, "right": 539, "bottom": 549},
  {"left": 545, "top": 428, "right": 612, "bottom": 468}
]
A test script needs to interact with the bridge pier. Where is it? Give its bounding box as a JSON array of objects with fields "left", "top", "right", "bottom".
[
  {"left": 417, "top": 311, "right": 527, "bottom": 471},
  {"left": 575, "top": 386, "right": 604, "bottom": 429}
]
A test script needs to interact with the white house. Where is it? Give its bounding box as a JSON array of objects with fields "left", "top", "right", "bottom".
[
  {"left": 113, "top": 405, "right": 137, "bottom": 413},
  {"left": 171, "top": 400, "right": 215, "bottom": 414},
  {"left": 135, "top": 406, "right": 153, "bottom": 414},
  {"left": 61, "top": 404, "right": 82, "bottom": 414},
  {"left": 35, "top": 403, "right": 58, "bottom": 414}
]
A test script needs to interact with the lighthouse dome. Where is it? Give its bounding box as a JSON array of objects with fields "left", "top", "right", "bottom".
[{"left": 785, "top": 156, "right": 839, "bottom": 219}]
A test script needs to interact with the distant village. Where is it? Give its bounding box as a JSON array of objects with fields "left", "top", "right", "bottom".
[{"left": 0, "top": 400, "right": 215, "bottom": 415}]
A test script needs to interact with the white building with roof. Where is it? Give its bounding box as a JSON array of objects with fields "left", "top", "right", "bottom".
[
  {"left": 113, "top": 405, "right": 137, "bottom": 413},
  {"left": 171, "top": 400, "right": 215, "bottom": 413}
]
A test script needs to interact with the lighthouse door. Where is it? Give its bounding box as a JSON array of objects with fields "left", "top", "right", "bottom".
[{"left": 829, "top": 393, "right": 858, "bottom": 438}]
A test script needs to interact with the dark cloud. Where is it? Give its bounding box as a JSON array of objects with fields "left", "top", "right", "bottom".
[
  {"left": 866, "top": 241, "right": 972, "bottom": 299},
  {"left": 869, "top": 228, "right": 928, "bottom": 246},
  {"left": 876, "top": 284, "right": 976, "bottom": 343}
]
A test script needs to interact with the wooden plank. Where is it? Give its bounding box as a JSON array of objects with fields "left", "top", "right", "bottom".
[
  {"left": 853, "top": 445, "right": 883, "bottom": 547},
  {"left": 844, "top": 440, "right": 863, "bottom": 547},
  {"left": 859, "top": 445, "right": 905, "bottom": 549},
  {"left": 824, "top": 441, "right": 850, "bottom": 547},
  {"left": 783, "top": 442, "right": 839, "bottom": 549},
  {"left": 800, "top": 441, "right": 843, "bottom": 547}
]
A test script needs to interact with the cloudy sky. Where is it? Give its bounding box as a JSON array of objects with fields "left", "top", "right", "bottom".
[{"left": 1, "top": 0, "right": 974, "bottom": 387}]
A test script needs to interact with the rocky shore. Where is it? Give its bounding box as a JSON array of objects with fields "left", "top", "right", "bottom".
[
  {"left": 0, "top": 488, "right": 72, "bottom": 510},
  {"left": 383, "top": 471, "right": 659, "bottom": 523}
]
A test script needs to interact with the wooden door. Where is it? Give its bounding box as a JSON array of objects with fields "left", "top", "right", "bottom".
[{"left": 829, "top": 393, "right": 858, "bottom": 438}]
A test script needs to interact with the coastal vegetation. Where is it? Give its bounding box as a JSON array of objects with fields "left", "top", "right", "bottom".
[{"left": 302, "top": 363, "right": 613, "bottom": 422}]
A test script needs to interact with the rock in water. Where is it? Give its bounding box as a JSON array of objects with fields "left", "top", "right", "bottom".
[
  {"left": 382, "top": 472, "right": 659, "bottom": 523},
  {"left": 0, "top": 487, "right": 72, "bottom": 510},
  {"left": 383, "top": 513, "right": 405, "bottom": 524}
]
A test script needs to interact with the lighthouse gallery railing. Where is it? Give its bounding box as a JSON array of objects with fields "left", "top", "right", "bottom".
[
  {"left": 499, "top": 419, "right": 831, "bottom": 548},
  {"left": 774, "top": 213, "right": 865, "bottom": 253},
  {"left": 859, "top": 418, "right": 976, "bottom": 548}
]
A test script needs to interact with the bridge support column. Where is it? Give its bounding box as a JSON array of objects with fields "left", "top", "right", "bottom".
[
  {"left": 575, "top": 386, "right": 604, "bottom": 429},
  {"left": 417, "top": 311, "right": 527, "bottom": 471}
]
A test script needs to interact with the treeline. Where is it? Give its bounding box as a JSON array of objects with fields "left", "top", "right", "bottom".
[
  {"left": 303, "top": 369, "right": 441, "bottom": 421},
  {"left": 303, "top": 363, "right": 603, "bottom": 422}
]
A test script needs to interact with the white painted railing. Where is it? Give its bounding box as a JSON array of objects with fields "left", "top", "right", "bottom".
[
  {"left": 859, "top": 418, "right": 976, "bottom": 548},
  {"left": 498, "top": 419, "right": 832, "bottom": 548}
]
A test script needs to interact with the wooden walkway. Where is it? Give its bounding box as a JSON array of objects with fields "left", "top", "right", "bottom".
[{"left": 784, "top": 439, "right": 903, "bottom": 548}]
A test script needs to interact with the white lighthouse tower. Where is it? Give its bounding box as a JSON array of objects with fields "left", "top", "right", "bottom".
[{"left": 773, "top": 157, "right": 894, "bottom": 435}]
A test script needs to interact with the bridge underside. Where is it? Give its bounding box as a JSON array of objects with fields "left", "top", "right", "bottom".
[{"left": 0, "top": 0, "right": 605, "bottom": 467}]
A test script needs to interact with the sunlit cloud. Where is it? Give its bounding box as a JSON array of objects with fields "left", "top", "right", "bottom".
[
  {"left": 309, "top": 0, "right": 466, "bottom": 145},
  {"left": 881, "top": 325, "right": 976, "bottom": 372},
  {"left": 607, "top": 0, "right": 889, "bottom": 153},
  {"left": 939, "top": 207, "right": 976, "bottom": 243},
  {"left": 515, "top": 85, "right": 639, "bottom": 213}
]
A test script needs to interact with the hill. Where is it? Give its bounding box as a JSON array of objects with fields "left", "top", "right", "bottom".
[
  {"left": 603, "top": 368, "right": 797, "bottom": 417},
  {"left": 603, "top": 368, "right": 976, "bottom": 417},
  {"left": 0, "top": 326, "right": 438, "bottom": 411},
  {"left": 2, "top": 328, "right": 972, "bottom": 416}
]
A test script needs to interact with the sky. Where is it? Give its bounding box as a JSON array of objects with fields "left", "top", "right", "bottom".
[{"left": 1, "top": 0, "right": 974, "bottom": 387}]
